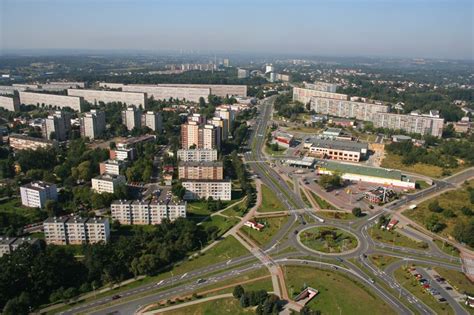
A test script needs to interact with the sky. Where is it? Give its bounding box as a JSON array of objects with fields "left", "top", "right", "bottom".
[{"left": 0, "top": 0, "right": 473, "bottom": 60}]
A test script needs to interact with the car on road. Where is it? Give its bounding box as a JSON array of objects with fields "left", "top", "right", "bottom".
[
  {"left": 336, "top": 258, "right": 343, "bottom": 262},
  {"left": 112, "top": 295, "right": 121, "bottom": 300},
  {"left": 369, "top": 278, "right": 375, "bottom": 284},
  {"left": 196, "top": 278, "right": 206, "bottom": 284}
]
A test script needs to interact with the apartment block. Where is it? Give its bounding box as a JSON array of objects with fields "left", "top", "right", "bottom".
[
  {"left": 42, "top": 111, "right": 72, "bottom": 141},
  {"left": 177, "top": 149, "right": 218, "bottom": 162},
  {"left": 157, "top": 84, "right": 247, "bottom": 98},
  {"left": 374, "top": 112, "right": 445, "bottom": 138},
  {"left": 122, "top": 106, "right": 142, "bottom": 131},
  {"left": 0, "top": 85, "right": 28, "bottom": 95},
  {"left": 304, "top": 81, "right": 338, "bottom": 93},
  {"left": 181, "top": 121, "right": 200, "bottom": 149},
  {"left": 19, "top": 91, "right": 84, "bottom": 112},
  {"left": 308, "top": 139, "right": 368, "bottom": 162},
  {"left": 68, "top": 89, "right": 147, "bottom": 108},
  {"left": 91, "top": 174, "right": 126, "bottom": 194},
  {"left": 0, "top": 95, "right": 20, "bottom": 111},
  {"left": 178, "top": 161, "right": 223, "bottom": 180},
  {"left": 20, "top": 181, "right": 58, "bottom": 208},
  {"left": 80, "top": 109, "right": 106, "bottom": 139},
  {"left": 182, "top": 180, "right": 232, "bottom": 201},
  {"left": 122, "top": 85, "right": 210, "bottom": 102},
  {"left": 293, "top": 87, "right": 347, "bottom": 104},
  {"left": 0, "top": 237, "right": 39, "bottom": 257},
  {"left": 43, "top": 216, "right": 110, "bottom": 245},
  {"left": 110, "top": 147, "right": 136, "bottom": 161},
  {"left": 310, "top": 96, "right": 390, "bottom": 122},
  {"left": 237, "top": 68, "right": 249, "bottom": 79},
  {"left": 143, "top": 111, "right": 163, "bottom": 132},
  {"left": 99, "top": 159, "right": 126, "bottom": 176},
  {"left": 209, "top": 116, "right": 228, "bottom": 140},
  {"left": 111, "top": 199, "right": 187, "bottom": 225},
  {"left": 9, "top": 134, "right": 56, "bottom": 151}
]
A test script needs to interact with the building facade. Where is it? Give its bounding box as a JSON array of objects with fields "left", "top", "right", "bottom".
[
  {"left": 177, "top": 149, "right": 218, "bottom": 162},
  {"left": 99, "top": 159, "right": 126, "bottom": 176},
  {"left": 20, "top": 181, "right": 58, "bottom": 208},
  {"left": 308, "top": 139, "right": 368, "bottom": 162},
  {"left": 68, "top": 89, "right": 147, "bottom": 108},
  {"left": 111, "top": 199, "right": 187, "bottom": 225},
  {"left": 373, "top": 112, "right": 445, "bottom": 138},
  {"left": 293, "top": 87, "right": 347, "bottom": 104},
  {"left": 9, "top": 134, "right": 56, "bottom": 151},
  {"left": 304, "top": 81, "right": 338, "bottom": 93},
  {"left": 42, "top": 111, "right": 71, "bottom": 141},
  {"left": 178, "top": 161, "right": 223, "bottom": 180},
  {"left": 122, "top": 85, "right": 211, "bottom": 102},
  {"left": 91, "top": 175, "right": 126, "bottom": 194},
  {"left": 122, "top": 106, "right": 142, "bottom": 131},
  {"left": 0, "top": 237, "right": 39, "bottom": 257},
  {"left": 43, "top": 216, "right": 110, "bottom": 245},
  {"left": 182, "top": 180, "right": 232, "bottom": 201},
  {"left": 19, "top": 91, "right": 84, "bottom": 112},
  {"left": 310, "top": 97, "right": 390, "bottom": 122},
  {"left": 80, "top": 109, "right": 106, "bottom": 139},
  {"left": 143, "top": 111, "right": 163, "bottom": 132},
  {"left": 0, "top": 95, "right": 20, "bottom": 111}
]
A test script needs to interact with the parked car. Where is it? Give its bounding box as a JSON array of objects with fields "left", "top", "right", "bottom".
[{"left": 112, "top": 295, "right": 121, "bottom": 300}]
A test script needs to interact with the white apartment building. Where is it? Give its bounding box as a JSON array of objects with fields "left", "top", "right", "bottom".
[
  {"left": 20, "top": 181, "right": 58, "bottom": 208},
  {"left": 9, "top": 134, "right": 56, "bottom": 151},
  {"left": 374, "top": 112, "right": 445, "bottom": 138},
  {"left": 91, "top": 174, "right": 126, "bottom": 194},
  {"left": 209, "top": 116, "right": 228, "bottom": 140},
  {"left": 0, "top": 237, "right": 39, "bottom": 257},
  {"left": 99, "top": 159, "right": 126, "bottom": 176},
  {"left": 304, "top": 81, "right": 338, "bottom": 93},
  {"left": 67, "top": 89, "right": 147, "bottom": 108},
  {"left": 0, "top": 95, "right": 20, "bottom": 111},
  {"left": 122, "top": 106, "right": 142, "bottom": 131},
  {"left": 42, "top": 111, "right": 71, "bottom": 141},
  {"left": 43, "top": 216, "right": 110, "bottom": 245},
  {"left": 182, "top": 180, "right": 232, "bottom": 201},
  {"left": 123, "top": 85, "right": 211, "bottom": 102},
  {"left": 202, "top": 124, "right": 220, "bottom": 149},
  {"left": 293, "top": 87, "right": 348, "bottom": 104},
  {"left": 111, "top": 199, "right": 187, "bottom": 225},
  {"left": 177, "top": 149, "right": 218, "bottom": 162},
  {"left": 19, "top": 91, "right": 84, "bottom": 112},
  {"left": 144, "top": 111, "right": 163, "bottom": 132},
  {"left": 215, "top": 108, "right": 234, "bottom": 133},
  {"left": 80, "top": 109, "right": 106, "bottom": 139}
]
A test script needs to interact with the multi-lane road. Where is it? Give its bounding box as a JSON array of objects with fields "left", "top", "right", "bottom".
[{"left": 62, "top": 96, "right": 472, "bottom": 315}]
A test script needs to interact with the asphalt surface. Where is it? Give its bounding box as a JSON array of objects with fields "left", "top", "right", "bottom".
[{"left": 62, "top": 96, "right": 471, "bottom": 315}]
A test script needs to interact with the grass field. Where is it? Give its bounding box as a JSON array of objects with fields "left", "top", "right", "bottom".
[
  {"left": 300, "top": 189, "right": 312, "bottom": 207},
  {"left": 159, "top": 297, "right": 252, "bottom": 315},
  {"left": 432, "top": 239, "right": 460, "bottom": 257},
  {"left": 200, "top": 215, "right": 240, "bottom": 238},
  {"left": 257, "top": 184, "right": 286, "bottom": 213},
  {"left": 0, "top": 197, "right": 47, "bottom": 227},
  {"left": 368, "top": 255, "right": 400, "bottom": 269},
  {"left": 393, "top": 267, "right": 454, "bottom": 315},
  {"left": 434, "top": 267, "right": 474, "bottom": 294},
  {"left": 264, "top": 144, "right": 287, "bottom": 156},
  {"left": 309, "top": 190, "right": 337, "bottom": 210},
  {"left": 241, "top": 215, "right": 289, "bottom": 246},
  {"left": 404, "top": 180, "right": 474, "bottom": 244},
  {"left": 381, "top": 152, "right": 465, "bottom": 178},
  {"left": 316, "top": 211, "right": 355, "bottom": 220},
  {"left": 368, "top": 226, "right": 429, "bottom": 250},
  {"left": 284, "top": 266, "right": 396, "bottom": 314},
  {"left": 416, "top": 180, "right": 432, "bottom": 190},
  {"left": 221, "top": 201, "right": 246, "bottom": 217},
  {"left": 299, "top": 226, "right": 358, "bottom": 253}
]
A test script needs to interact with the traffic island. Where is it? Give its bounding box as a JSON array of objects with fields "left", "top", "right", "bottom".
[{"left": 297, "top": 226, "right": 359, "bottom": 255}]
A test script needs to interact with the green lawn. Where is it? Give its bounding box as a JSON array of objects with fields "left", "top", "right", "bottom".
[
  {"left": 200, "top": 215, "right": 240, "bottom": 237},
  {"left": 264, "top": 144, "right": 287, "bottom": 156},
  {"left": 299, "top": 226, "right": 358, "bottom": 253},
  {"left": 416, "top": 180, "right": 432, "bottom": 190},
  {"left": 432, "top": 239, "right": 460, "bottom": 257},
  {"left": 434, "top": 267, "right": 474, "bottom": 294},
  {"left": 159, "top": 297, "right": 253, "bottom": 315},
  {"left": 257, "top": 184, "right": 286, "bottom": 213},
  {"left": 241, "top": 215, "right": 289, "bottom": 246},
  {"left": 368, "top": 255, "right": 400, "bottom": 270},
  {"left": 381, "top": 152, "right": 465, "bottom": 178},
  {"left": 316, "top": 211, "right": 355, "bottom": 220},
  {"left": 221, "top": 201, "right": 246, "bottom": 217},
  {"left": 300, "top": 189, "right": 312, "bottom": 207},
  {"left": 284, "top": 266, "right": 396, "bottom": 314},
  {"left": 0, "top": 197, "right": 47, "bottom": 230},
  {"left": 394, "top": 267, "right": 454, "bottom": 315},
  {"left": 309, "top": 190, "right": 337, "bottom": 210},
  {"left": 368, "top": 226, "right": 429, "bottom": 250},
  {"left": 404, "top": 180, "right": 474, "bottom": 243}
]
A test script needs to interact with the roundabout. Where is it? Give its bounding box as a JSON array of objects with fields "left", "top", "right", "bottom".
[{"left": 297, "top": 225, "right": 360, "bottom": 255}]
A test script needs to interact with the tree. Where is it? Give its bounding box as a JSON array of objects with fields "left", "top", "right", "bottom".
[
  {"left": 233, "top": 285, "right": 245, "bottom": 299},
  {"left": 45, "top": 200, "right": 60, "bottom": 217},
  {"left": 428, "top": 200, "right": 443, "bottom": 213},
  {"left": 172, "top": 183, "right": 186, "bottom": 199},
  {"left": 425, "top": 214, "right": 446, "bottom": 232},
  {"left": 452, "top": 220, "right": 474, "bottom": 248},
  {"left": 318, "top": 174, "right": 343, "bottom": 190},
  {"left": 352, "top": 207, "right": 363, "bottom": 217},
  {"left": 3, "top": 292, "right": 31, "bottom": 315}
]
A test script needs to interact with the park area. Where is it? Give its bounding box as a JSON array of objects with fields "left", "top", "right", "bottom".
[
  {"left": 284, "top": 266, "right": 396, "bottom": 314},
  {"left": 299, "top": 226, "right": 358, "bottom": 253}
]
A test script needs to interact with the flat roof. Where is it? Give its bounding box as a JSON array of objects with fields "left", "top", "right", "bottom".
[
  {"left": 179, "top": 161, "right": 223, "bottom": 167},
  {"left": 317, "top": 161, "right": 405, "bottom": 181},
  {"left": 310, "top": 139, "right": 368, "bottom": 152},
  {"left": 22, "top": 180, "right": 56, "bottom": 191}
]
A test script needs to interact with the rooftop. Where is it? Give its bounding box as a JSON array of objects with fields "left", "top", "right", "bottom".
[
  {"left": 310, "top": 139, "right": 368, "bottom": 152},
  {"left": 179, "top": 161, "right": 223, "bottom": 167},
  {"left": 317, "top": 160, "right": 409, "bottom": 181},
  {"left": 22, "top": 180, "right": 56, "bottom": 191}
]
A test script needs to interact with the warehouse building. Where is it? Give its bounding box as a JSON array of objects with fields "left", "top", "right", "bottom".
[{"left": 308, "top": 139, "right": 368, "bottom": 162}]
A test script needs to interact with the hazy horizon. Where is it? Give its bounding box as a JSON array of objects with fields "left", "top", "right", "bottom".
[{"left": 1, "top": 0, "right": 473, "bottom": 60}]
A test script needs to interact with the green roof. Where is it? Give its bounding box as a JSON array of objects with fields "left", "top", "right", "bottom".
[{"left": 317, "top": 161, "right": 403, "bottom": 180}]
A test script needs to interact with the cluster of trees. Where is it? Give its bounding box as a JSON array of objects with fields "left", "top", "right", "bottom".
[
  {"left": 385, "top": 140, "right": 474, "bottom": 170},
  {"left": 0, "top": 218, "right": 211, "bottom": 312},
  {"left": 318, "top": 174, "right": 343, "bottom": 191},
  {"left": 232, "top": 286, "right": 281, "bottom": 315},
  {"left": 273, "top": 93, "right": 305, "bottom": 120},
  {"left": 125, "top": 143, "right": 156, "bottom": 182},
  {"left": 225, "top": 151, "right": 256, "bottom": 211}
]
